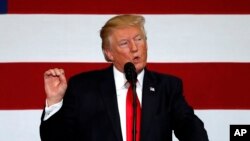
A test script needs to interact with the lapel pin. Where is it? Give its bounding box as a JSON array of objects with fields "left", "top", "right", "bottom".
[{"left": 149, "top": 87, "right": 155, "bottom": 92}]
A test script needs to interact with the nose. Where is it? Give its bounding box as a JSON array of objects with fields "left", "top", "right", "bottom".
[{"left": 130, "top": 40, "right": 138, "bottom": 52}]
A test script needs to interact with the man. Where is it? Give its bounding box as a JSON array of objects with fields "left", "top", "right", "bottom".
[{"left": 40, "top": 14, "right": 209, "bottom": 141}]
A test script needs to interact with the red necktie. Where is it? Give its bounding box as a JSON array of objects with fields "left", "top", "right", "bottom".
[{"left": 126, "top": 83, "right": 141, "bottom": 141}]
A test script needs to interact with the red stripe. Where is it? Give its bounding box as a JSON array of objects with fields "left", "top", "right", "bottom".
[
  {"left": 0, "top": 63, "right": 250, "bottom": 110},
  {"left": 8, "top": 0, "right": 250, "bottom": 14}
]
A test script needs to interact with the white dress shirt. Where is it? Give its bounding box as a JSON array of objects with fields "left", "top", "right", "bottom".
[
  {"left": 113, "top": 66, "right": 144, "bottom": 141},
  {"left": 44, "top": 66, "right": 145, "bottom": 141}
]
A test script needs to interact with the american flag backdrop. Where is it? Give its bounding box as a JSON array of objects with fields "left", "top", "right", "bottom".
[{"left": 0, "top": 0, "right": 250, "bottom": 141}]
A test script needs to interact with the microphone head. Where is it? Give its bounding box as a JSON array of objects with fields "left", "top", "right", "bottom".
[{"left": 124, "top": 62, "right": 137, "bottom": 83}]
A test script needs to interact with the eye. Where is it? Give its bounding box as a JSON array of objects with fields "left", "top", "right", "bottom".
[
  {"left": 134, "top": 36, "right": 143, "bottom": 42},
  {"left": 119, "top": 40, "right": 129, "bottom": 47}
]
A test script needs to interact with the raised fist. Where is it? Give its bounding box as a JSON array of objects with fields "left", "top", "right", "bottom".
[{"left": 44, "top": 68, "right": 67, "bottom": 106}]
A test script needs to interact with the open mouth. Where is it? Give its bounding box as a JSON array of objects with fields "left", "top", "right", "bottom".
[{"left": 133, "top": 56, "right": 140, "bottom": 63}]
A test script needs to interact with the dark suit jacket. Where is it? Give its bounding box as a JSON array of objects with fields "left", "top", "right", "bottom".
[{"left": 40, "top": 65, "right": 208, "bottom": 141}]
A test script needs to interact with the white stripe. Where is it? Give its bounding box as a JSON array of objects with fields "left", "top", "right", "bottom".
[
  {"left": 0, "top": 14, "right": 250, "bottom": 62},
  {"left": 194, "top": 110, "right": 250, "bottom": 141},
  {"left": 0, "top": 110, "right": 42, "bottom": 141},
  {"left": 0, "top": 110, "right": 250, "bottom": 141}
]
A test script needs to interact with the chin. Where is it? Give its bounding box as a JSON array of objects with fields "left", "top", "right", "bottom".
[{"left": 135, "top": 64, "right": 144, "bottom": 73}]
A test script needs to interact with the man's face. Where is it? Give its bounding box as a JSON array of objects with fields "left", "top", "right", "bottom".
[{"left": 104, "top": 26, "right": 147, "bottom": 73}]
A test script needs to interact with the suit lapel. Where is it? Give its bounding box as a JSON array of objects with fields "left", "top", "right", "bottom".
[
  {"left": 141, "top": 69, "right": 159, "bottom": 140},
  {"left": 98, "top": 66, "right": 159, "bottom": 141},
  {"left": 99, "top": 66, "right": 123, "bottom": 141}
]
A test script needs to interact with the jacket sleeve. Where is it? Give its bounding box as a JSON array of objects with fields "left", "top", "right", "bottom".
[
  {"left": 171, "top": 78, "right": 209, "bottom": 141},
  {"left": 40, "top": 78, "right": 79, "bottom": 141}
]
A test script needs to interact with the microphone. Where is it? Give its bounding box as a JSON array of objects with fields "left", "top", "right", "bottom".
[
  {"left": 124, "top": 62, "right": 138, "bottom": 141},
  {"left": 124, "top": 62, "right": 137, "bottom": 85}
]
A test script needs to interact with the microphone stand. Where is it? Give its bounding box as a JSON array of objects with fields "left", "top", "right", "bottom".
[
  {"left": 124, "top": 62, "right": 138, "bottom": 141},
  {"left": 131, "top": 79, "right": 137, "bottom": 141}
]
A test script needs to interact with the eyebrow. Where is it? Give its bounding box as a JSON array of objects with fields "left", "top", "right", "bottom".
[
  {"left": 117, "top": 33, "right": 142, "bottom": 43},
  {"left": 134, "top": 34, "right": 143, "bottom": 39},
  {"left": 118, "top": 39, "right": 128, "bottom": 43}
]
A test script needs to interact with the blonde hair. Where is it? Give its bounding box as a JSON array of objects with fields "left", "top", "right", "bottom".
[{"left": 100, "top": 14, "right": 146, "bottom": 61}]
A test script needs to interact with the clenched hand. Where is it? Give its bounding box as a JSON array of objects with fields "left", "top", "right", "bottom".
[{"left": 44, "top": 68, "right": 67, "bottom": 107}]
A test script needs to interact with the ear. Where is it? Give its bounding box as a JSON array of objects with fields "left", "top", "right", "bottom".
[{"left": 103, "top": 48, "right": 114, "bottom": 61}]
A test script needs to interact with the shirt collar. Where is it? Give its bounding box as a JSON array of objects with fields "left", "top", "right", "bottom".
[{"left": 113, "top": 66, "right": 144, "bottom": 90}]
